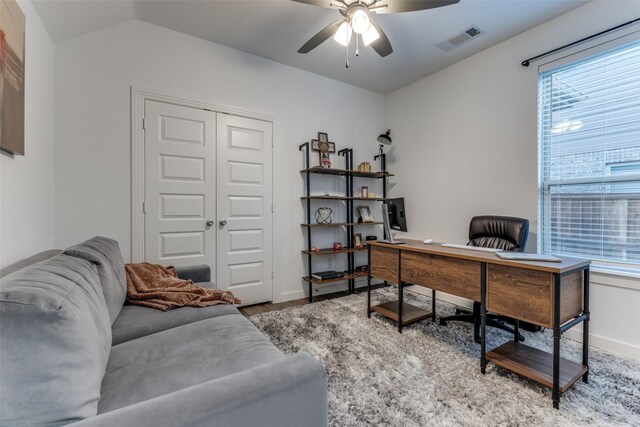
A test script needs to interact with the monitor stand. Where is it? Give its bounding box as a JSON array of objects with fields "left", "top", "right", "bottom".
[
  {"left": 378, "top": 239, "right": 406, "bottom": 245},
  {"left": 380, "top": 204, "right": 406, "bottom": 245}
]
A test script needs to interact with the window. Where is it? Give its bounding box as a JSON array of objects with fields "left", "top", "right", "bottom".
[{"left": 538, "top": 39, "right": 640, "bottom": 268}]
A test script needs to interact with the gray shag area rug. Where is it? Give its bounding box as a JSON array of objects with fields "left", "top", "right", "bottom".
[{"left": 249, "top": 288, "right": 640, "bottom": 426}]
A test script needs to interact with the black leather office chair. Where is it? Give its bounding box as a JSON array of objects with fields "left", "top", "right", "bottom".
[{"left": 439, "top": 215, "right": 529, "bottom": 343}]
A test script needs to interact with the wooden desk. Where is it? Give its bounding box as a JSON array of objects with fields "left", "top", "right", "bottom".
[{"left": 366, "top": 239, "right": 591, "bottom": 409}]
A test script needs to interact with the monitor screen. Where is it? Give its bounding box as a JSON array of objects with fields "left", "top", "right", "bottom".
[{"left": 385, "top": 198, "right": 407, "bottom": 232}]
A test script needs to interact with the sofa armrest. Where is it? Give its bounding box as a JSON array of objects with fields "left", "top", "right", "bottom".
[
  {"left": 66, "top": 352, "right": 327, "bottom": 427},
  {"left": 174, "top": 265, "right": 211, "bottom": 283}
]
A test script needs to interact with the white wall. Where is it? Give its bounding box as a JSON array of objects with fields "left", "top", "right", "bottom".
[
  {"left": 54, "top": 20, "right": 385, "bottom": 302},
  {"left": 387, "top": 1, "right": 640, "bottom": 359},
  {"left": 0, "top": 0, "right": 55, "bottom": 268}
]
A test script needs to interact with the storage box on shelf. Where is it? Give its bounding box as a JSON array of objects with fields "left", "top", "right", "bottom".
[{"left": 299, "top": 143, "right": 394, "bottom": 302}]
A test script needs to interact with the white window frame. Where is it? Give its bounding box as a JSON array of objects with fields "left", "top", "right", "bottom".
[{"left": 537, "top": 31, "right": 640, "bottom": 272}]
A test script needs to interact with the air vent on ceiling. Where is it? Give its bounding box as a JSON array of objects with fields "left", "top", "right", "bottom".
[{"left": 435, "top": 27, "right": 482, "bottom": 52}]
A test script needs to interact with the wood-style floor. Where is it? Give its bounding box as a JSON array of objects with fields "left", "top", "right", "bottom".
[{"left": 239, "top": 284, "right": 384, "bottom": 317}]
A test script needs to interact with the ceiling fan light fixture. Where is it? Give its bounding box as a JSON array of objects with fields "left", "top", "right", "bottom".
[
  {"left": 333, "top": 21, "right": 353, "bottom": 46},
  {"left": 351, "top": 8, "right": 370, "bottom": 34},
  {"left": 362, "top": 24, "right": 380, "bottom": 46},
  {"left": 296, "top": 0, "right": 460, "bottom": 59}
]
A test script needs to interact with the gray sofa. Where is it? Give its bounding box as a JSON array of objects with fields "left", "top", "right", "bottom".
[{"left": 0, "top": 237, "right": 327, "bottom": 427}]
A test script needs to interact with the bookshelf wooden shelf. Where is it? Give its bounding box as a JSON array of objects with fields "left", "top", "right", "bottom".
[
  {"left": 301, "top": 196, "right": 389, "bottom": 201},
  {"left": 302, "top": 247, "right": 367, "bottom": 256},
  {"left": 302, "top": 275, "right": 354, "bottom": 285},
  {"left": 300, "top": 166, "right": 394, "bottom": 179},
  {"left": 301, "top": 222, "right": 383, "bottom": 227}
]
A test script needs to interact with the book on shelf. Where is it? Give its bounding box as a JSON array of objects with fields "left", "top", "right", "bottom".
[{"left": 311, "top": 270, "right": 345, "bottom": 280}]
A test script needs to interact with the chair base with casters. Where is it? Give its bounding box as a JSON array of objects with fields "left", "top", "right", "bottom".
[{"left": 439, "top": 301, "right": 525, "bottom": 343}]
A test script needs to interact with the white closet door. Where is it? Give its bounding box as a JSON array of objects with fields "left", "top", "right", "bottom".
[
  {"left": 144, "top": 100, "right": 216, "bottom": 268},
  {"left": 216, "top": 114, "right": 273, "bottom": 305}
]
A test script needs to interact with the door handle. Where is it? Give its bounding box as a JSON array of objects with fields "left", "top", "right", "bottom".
[
  {"left": 219, "top": 219, "right": 227, "bottom": 227},
  {"left": 206, "top": 219, "right": 214, "bottom": 227}
]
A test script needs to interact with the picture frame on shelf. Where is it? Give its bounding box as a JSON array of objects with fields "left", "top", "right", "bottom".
[
  {"left": 354, "top": 233, "right": 364, "bottom": 248},
  {"left": 358, "top": 206, "right": 373, "bottom": 223},
  {"left": 319, "top": 150, "right": 332, "bottom": 168},
  {"left": 311, "top": 139, "right": 336, "bottom": 153}
]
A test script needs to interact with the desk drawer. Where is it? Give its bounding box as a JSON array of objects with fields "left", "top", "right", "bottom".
[
  {"left": 370, "top": 246, "right": 399, "bottom": 283},
  {"left": 488, "top": 265, "right": 553, "bottom": 328},
  {"left": 401, "top": 251, "right": 481, "bottom": 301},
  {"left": 487, "top": 266, "right": 584, "bottom": 328}
]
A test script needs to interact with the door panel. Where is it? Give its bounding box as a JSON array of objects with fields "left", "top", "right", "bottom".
[
  {"left": 160, "top": 155, "right": 205, "bottom": 181},
  {"left": 160, "top": 232, "right": 205, "bottom": 258},
  {"left": 144, "top": 101, "right": 216, "bottom": 268},
  {"left": 160, "top": 194, "right": 204, "bottom": 218},
  {"left": 217, "top": 114, "right": 273, "bottom": 305}
]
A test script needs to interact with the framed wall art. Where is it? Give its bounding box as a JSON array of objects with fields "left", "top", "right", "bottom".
[{"left": 0, "top": 0, "right": 26, "bottom": 155}]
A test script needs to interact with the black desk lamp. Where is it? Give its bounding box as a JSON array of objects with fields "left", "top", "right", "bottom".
[{"left": 374, "top": 130, "right": 391, "bottom": 172}]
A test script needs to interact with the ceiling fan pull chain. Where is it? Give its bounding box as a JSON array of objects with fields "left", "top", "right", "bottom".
[
  {"left": 345, "top": 41, "right": 349, "bottom": 68},
  {"left": 356, "top": 34, "right": 360, "bottom": 57}
]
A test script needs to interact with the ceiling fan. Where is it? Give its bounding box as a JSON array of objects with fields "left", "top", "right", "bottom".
[{"left": 293, "top": 0, "right": 460, "bottom": 62}]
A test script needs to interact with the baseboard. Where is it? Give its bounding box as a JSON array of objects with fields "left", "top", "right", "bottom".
[
  {"left": 563, "top": 329, "right": 640, "bottom": 361},
  {"left": 277, "top": 289, "right": 306, "bottom": 303},
  {"left": 405, "top": 286, "right": 472, "bottom": 309}
]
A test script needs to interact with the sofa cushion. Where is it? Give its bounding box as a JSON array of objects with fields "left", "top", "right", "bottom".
[
  {"left": 111, "top": 297, "right": 239, "bottom": 345},
  {"left": 99, "top": 314, "right": 284, "bottom": 414},
  {"left": 0, "top": 254, "right": 112, "bottom": 426},
  {"left": 0, "top": 250, "right": 61, "bottom": 279},
  {"left": 64, "top": 236, "right": 127, "bottom": 323}
]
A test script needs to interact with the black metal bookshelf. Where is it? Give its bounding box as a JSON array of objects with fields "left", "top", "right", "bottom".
[{"left": 299, "top": 142, "right": 393, "bottom": 303}]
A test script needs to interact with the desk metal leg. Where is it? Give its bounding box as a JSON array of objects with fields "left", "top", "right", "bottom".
[
  {"left": 553, "top": 273, "right": 562, "bottom": 409},
  {"left": 367, "top": 247, "right": 372, "bottom": 318},
  {"left": 480, "top": 262, "right": 487, "bottom": 374},
  {"left": 473, "top": 303, "right": 481, "bottom": 343},
  {"left": 432, "top": 289, "right": 436, "bottom": 322},
  {"left": 514, "top": 320, "right": 520, "bottom": 342},
  {"left": 397, "top": 251, "right": 403, "bottom": 333},
  {"left": 367, "top": 274, "right": 372, "bottom": 318},
  {"left": 398, "top": 282, "right": 404, "bottom": 333},
  {"left": 582, "top": 268, "right": 590, "bottom": 383}
]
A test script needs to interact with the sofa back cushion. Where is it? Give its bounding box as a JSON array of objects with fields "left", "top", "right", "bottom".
[
  {"left": 63, "top": 236, "right": 127, "bottom": 323},
  {"left": 0, "top": 254, "right": 112, "bottom": 426}
]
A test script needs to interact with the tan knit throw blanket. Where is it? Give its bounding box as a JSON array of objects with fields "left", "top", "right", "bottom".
[{"left": 125, "top": 262, "right": 240, "bottom": 311}]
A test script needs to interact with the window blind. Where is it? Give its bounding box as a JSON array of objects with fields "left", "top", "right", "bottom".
[{"left": 538, "top": 39, "right": 640, "bottom": 267}]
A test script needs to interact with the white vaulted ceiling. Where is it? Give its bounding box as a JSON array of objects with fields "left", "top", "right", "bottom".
[{"left": 33, "top": 0, "right": 587, "bottom": 93}]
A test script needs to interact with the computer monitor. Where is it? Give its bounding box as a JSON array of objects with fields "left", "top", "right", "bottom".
[
  {"left": 380, "top": 198, "right": 407, "bottom": 245},
  {"left": 385, "top": 198, "right": 407, "bottom": 232}
]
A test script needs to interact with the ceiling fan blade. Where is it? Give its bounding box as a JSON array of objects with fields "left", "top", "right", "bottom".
[
  {"left": 369, "top": 19, "right": 393, "bottom": 57},
  {"left": 298, "top": 18, "right": 345, "bottom": 54},
  {"left": 374, "top": 0, "right": 459, "bottom": 14},
  {"left": 291, "top": 0, "right": 339, "bottom": 10}
]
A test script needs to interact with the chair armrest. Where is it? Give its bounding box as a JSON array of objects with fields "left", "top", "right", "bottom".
[
  {"left": 66, "top": 352, "right": 327, "bottom": 427},
  {"left": 174, "top": 265, "right": 211, "bottom": 283}
]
